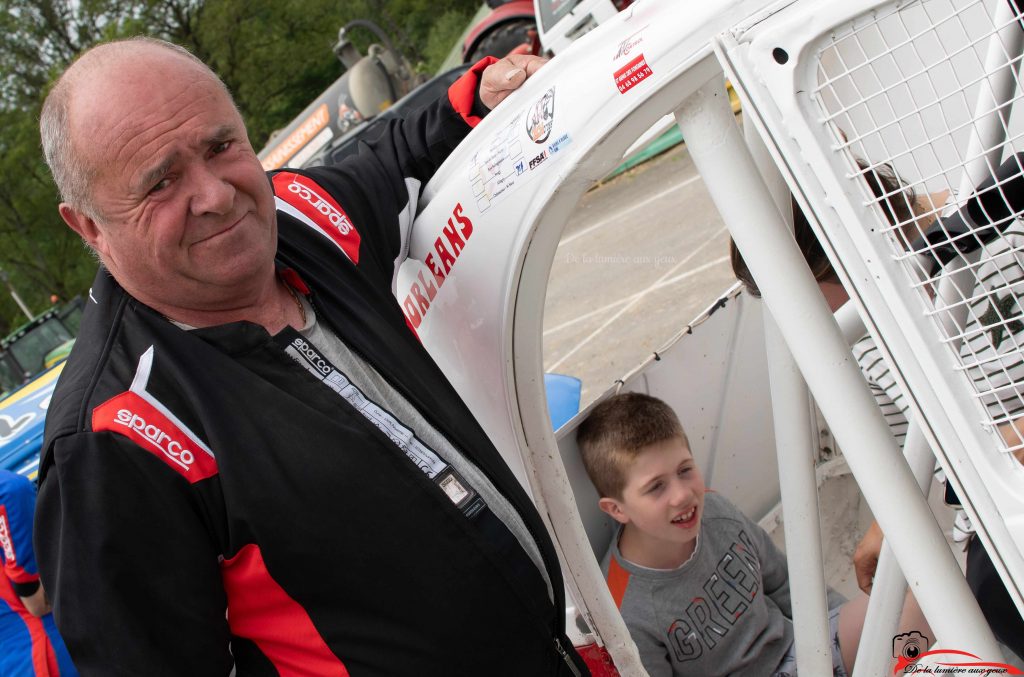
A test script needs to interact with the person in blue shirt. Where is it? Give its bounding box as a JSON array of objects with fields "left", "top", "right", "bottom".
[{"left": 0, "top": 470, "right": 76, "bottom": 676}]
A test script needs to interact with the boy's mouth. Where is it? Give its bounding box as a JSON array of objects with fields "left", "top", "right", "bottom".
[{"left": 671, "top": 506, "right": 698, "bottom": 527}]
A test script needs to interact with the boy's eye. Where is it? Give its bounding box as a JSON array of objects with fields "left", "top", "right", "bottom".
[{"left": 644, "top": 481, "right": 663, "bottom": 494}]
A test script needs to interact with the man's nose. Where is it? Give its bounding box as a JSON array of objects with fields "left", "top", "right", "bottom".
[{"left": 189, "top": 163, "right": 235, "bottom": 216}]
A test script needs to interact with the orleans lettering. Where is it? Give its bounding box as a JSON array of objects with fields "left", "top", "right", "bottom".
[
  {"left": 425, "top": 254, "right": 446, "bottom": 287},
  {"left": 409, "top": 284, "right": 431, "bottom": 314},
  {"left": 441, "top": 222, "right": 465, "bottom": 257},
  {"left": 403, "top": 297, "right": 423, "bottom": 327},
  {"left": 434, "top": 238, "right": 457, "bottom": 274},
  {"left": 402, "top": 203, "right": 475, "bottom": 329},
  {"left": 417, "top": 271, "right": 438, "bottom": 301},
  {"left": 114, "top": 408, "right": 196, "bottom": 470},
  {"left": 453, "top": 202, "right": 473, "bottom": 238}
]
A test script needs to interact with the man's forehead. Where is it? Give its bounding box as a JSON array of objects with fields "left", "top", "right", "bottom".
[
  {"left": 68, "top": 45, "right": 228, "bottom": 134},
  {"left": 70, "top": 43, "right": 193, "bottom": 98},
  {"left": 67, "top": 50, "right": 238, "bottom": 178}
]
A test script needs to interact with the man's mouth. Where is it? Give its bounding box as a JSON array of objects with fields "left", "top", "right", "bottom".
[
  {"left": 193, "top": 214, "right": 246, "bottom": 246},
  {"left": 671, "top": 506, "right": 698, "bottom": 527}
]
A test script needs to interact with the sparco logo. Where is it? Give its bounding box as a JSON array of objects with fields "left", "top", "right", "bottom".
[
  {"left": 292, "top": 337, "right": 331, "bottom": 375},
  {"left": 115, "top": 409, "right": 196, "bottom": 471},
  {"left": 0, "top": 511, "right": 13, "bottom": 563},
  {"left": 287, "top": 181, "right": 353, "bottom": 235}
]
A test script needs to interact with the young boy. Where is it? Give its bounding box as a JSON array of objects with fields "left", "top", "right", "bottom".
[{"left": 577, "top": 392, "right": 929, "bottom": 676}]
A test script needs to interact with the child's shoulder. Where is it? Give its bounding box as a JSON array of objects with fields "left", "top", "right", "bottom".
[{"left": 702, "top": 490, "right": 748, "bottom": 523}]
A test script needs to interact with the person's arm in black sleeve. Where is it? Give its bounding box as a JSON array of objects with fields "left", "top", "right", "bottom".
[
  {"left": 289, "top": 54, "right": 547, "bottom": 288},
  {"left": 35, "top": 433, "right": 233, "bottom": 676}
]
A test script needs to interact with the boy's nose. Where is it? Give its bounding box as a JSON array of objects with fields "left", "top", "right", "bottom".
[{"left": 669, "top": 482, "right": 692, "bottom": 507}]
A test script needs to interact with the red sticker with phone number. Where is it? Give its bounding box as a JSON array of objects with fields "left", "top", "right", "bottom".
[{"left": 614, "top": 54, "right": 652, "bottom": 94}]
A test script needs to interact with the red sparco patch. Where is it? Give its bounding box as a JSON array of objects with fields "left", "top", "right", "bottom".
[
  {"left": 273, "top": 172, "right": 361, "bottom": 264},
  {"left": 0, "top": 506, "right": 14, "bottom": 564},
  {"left": 614, "top": 54, "right": 652, "bottom": 94},
  {"left": 93, "top": 392, "right": 218, "bottom": 483}
]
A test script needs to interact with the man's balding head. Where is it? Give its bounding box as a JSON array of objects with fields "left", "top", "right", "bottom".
[
  {"left": 41, "top": 35, "right": 278, "bottom": 324},
  {"left": 40, "top": 37, "right": 231, "bottom": 218}
]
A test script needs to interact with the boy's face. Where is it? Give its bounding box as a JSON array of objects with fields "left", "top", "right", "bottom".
[{"left": 599, "top": 436, "right": 705, "bottom": 550}]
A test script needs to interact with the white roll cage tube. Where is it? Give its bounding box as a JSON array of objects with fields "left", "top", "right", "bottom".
[
  {"left": 746, "top": 121, "right": 834, "bottom": 675},
  {"left": 674, "top": 74, "right": 1000, "bottom": 659}
]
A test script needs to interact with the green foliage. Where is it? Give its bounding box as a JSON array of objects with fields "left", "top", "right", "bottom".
[
  {"left": 0, "top": 0, "right": 485, "bottom": 330},
  {"left": 422, "top": 7, "right": 482, "bottom": 74},
  {"left": 189, "top": 0, "right": 351, "bottom": 149}
]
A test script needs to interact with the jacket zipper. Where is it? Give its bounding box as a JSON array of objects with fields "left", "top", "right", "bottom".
[
  {"left": 306, "top": 293, "right": 567, "bottom": 630},
  {"left": 555, "top": 637, "right": 582, "bottom": 676}
]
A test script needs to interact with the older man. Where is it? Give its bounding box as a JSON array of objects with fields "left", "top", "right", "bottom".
[{"left": 34, "top": 37, "right": 588, "bottom": 676}]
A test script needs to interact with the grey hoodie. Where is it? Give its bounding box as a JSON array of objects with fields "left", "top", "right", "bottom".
[{"left": 601, "top": 492, "right": 839, "bottom": 676}]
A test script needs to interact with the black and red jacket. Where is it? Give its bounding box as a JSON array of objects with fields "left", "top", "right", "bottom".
[{"left": 35, "top": 63, "right": 589, "bottom": 676}]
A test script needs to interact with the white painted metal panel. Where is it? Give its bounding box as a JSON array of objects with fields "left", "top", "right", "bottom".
[{"left": 719, "top": 0, "right": 1024, "bottom": 628}]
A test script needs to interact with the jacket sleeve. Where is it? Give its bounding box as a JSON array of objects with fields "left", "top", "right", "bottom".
[
  {"left": 35, "top": 432, "right": 233, "bottom": 676},
  {"left": 282, "top": 58, "right": 496, "bottom": 292}
]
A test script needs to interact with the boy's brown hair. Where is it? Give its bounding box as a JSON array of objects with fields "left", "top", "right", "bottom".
[{"left": 576, "top": 392, "right": 689, "bottom": 499}]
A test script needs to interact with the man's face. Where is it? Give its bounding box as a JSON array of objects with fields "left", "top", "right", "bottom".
[
  {"left": 63, "top": 54, "right": 277, "bottom": 313},
  {"left": 605, "top": 437, "right": 705, "bottom": 551}
]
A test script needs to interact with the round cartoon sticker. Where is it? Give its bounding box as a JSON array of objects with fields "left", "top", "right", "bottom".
[{"left": 527, "top": 88, "right": 556, "bottom": 144}]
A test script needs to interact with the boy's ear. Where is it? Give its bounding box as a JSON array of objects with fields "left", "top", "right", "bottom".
[{"left": 598, "top": 497, "right": 630, "bottom": 525}]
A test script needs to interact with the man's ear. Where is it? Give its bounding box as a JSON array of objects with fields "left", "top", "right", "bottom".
[
  {"left": 598, "top": 497, "right": 630, "bottom": 525},
  {"left": 59, "top": 203, "right": 106, "bottom": 256}
]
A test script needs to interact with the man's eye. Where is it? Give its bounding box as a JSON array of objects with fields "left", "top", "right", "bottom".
[
  {"left": 149, "top": 178, "right": 170, "bottom": 195},
  {"left": 212, "top": 141, "right": 231, "bottom": 154}
]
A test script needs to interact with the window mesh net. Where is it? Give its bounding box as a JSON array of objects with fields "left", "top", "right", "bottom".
[{"left": 812, "top": 0, "right": 1024, "bottom": 456}]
